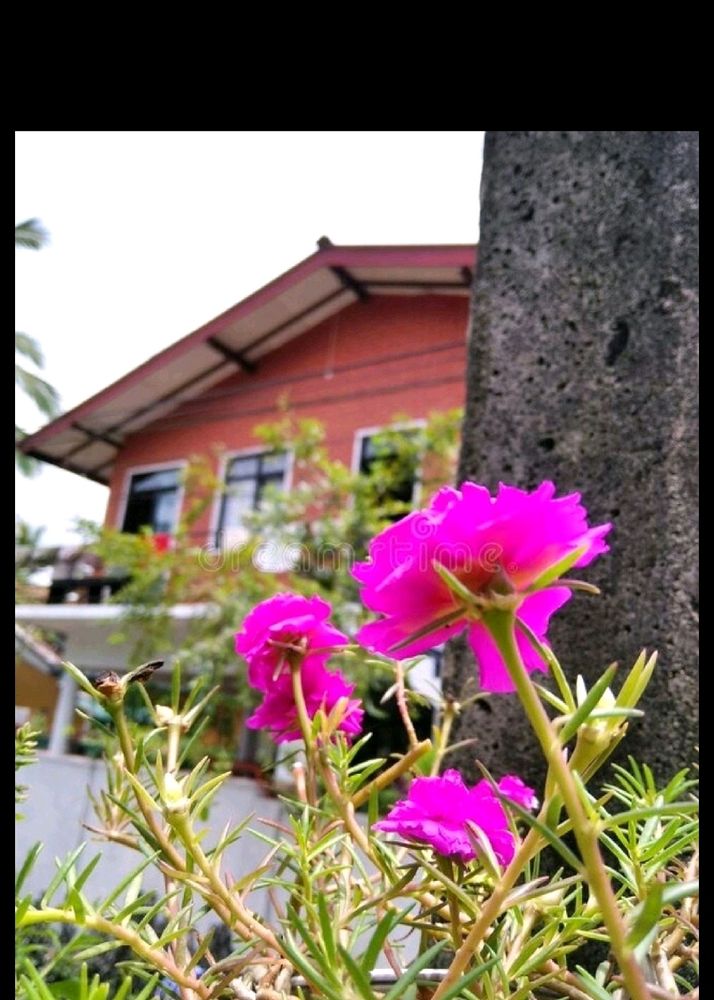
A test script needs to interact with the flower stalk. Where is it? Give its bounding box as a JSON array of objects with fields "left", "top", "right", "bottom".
[
  {"left": 351, "top": 739, "right": 432, "bottom": 808},
  {"left": 290, "top": 660, "right": 318, "bottom": 805},
  {"left": 479, "top": 608, "right": 652, "bottom": 1000},
  {"left": 19, "top": 907, "right": 211, "bottom": 998}
]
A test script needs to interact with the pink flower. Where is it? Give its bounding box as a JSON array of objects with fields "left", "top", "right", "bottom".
[
  {"left": 496, "top": 774, "right": 540, "bottom": 811},
  {"left": 353, "top": 481, "right": 610, "bottom": 693},
  {"left": 373, "top": 769, "right": 537, "bottom": 865},
  {"left": 235, "top": 593, "right": 348, "bottom": 691},
  {"left": 246, "top": 658, "right": 364, "bottom": 744},
  {"left": 151, "top": 532, "right": 173, "bottom": 554},
  {"left": 236, "top": 593, "right": 361, "bottom": 744}
]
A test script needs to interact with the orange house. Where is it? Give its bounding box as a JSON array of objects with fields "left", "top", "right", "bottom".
[{"left": 18, "top": 240, "right": 475, "bottom": 752}]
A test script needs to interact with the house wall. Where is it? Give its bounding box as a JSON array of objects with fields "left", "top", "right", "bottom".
[
  {"left": 15, "top": 660, "right": 59, "bottom": 727},
  {"left": 104, "top": 295, "right": 468, "bottom": 536}
]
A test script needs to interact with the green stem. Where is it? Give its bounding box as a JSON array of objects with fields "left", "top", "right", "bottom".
[
  {"left": 317, "top": 748, "right": 447, "bottom": 920},
  {"left": 395, "top": 659, "right": 419, "bottom": 749},
  {"left": 171, "top": 813, "right": 280, "bottom": 953},
  {"left": 19, "top": 907, "right": 210, "bottom": 998},
  {"left": 111, "top": 705, "right": 136, "bottom": 772},
  {"left": 111, "top": 704, "right": 211, "bottom": 981},
  {"left": 318, "top": 753, "right": 374, "bottom": 860},
  {"left": 515, "top": 617, "right": 576, "bottom": 711},
  {"left": 480, "top": 610, "right": 651, "bottom": 1000},
  {"left": 430, "top": 826, "right": 541, "bottom": 999},
  {"left": 109, "top": 705, "right": 186, "bottom": 873},
  {"left": 438, "top": 857, "right": 462, "bottom": 950},
  {"left": 430, "top": 700, "right": 457, "bottom": 776},
  {"left": 351, "top": 739, "right": 432, "bottom": 808},
  {"left": 291, "top": 661, "right": 318, "bottom": 805},
  {"left": 162, "top": 722, "right": 187, "bottom": 968}
]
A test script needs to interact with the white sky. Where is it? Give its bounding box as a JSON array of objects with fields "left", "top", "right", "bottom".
[{"left": 16, "top": 131, "right": 484, "bottom": 547}]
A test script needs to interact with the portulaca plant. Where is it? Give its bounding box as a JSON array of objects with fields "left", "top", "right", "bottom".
[{"left": 16, "top": 482, "right": 698, "bottom": 1000}]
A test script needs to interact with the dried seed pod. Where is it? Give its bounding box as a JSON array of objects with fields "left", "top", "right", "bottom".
[{"left": 93, "top": 671, "right": 123, "bottom": 700}]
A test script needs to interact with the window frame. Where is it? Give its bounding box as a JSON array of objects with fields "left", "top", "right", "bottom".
[
  {"left": 115, "top": 460, "right": 187, "bottom": 536},
  {"left": 209, "top": 446, "right": 293, "bottom": 549},
  {"left": 350, "top": 419, "right": 427, "bottom": 507}
]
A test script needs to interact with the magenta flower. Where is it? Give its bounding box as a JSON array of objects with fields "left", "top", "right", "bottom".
[
  {"left": 236, "top": 593, "right": 361, "bottom": 744},
  {"left": 374, "top": 769, "right": 537, "bottom": 865},
  {"left": 235, "top": 593, "right": 348, "bottom": 691},
  {"left": 496, "top": 774, "right": 540, "bottom": 811},
  {"left": 245, "top": 659, "right": 364, "bottom": 744},
  {"left": 353, "top": 481, "right": 611, "bottom": 692}
]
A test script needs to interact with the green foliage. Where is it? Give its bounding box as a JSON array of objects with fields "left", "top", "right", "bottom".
[
  {"left": 76, "top": 410, "right": 462, "bottom": 769},
  {"left": 21, "top": 405, "right": 698, "bottom": 997},
  {"left": 15, "top": 218, "right": 49, "bottom": 249},
  {"left": 16, "top": 650, "right": 698, "bottom": 999},
  {"left": 15, "top": 362, "right": 61, "bottom": 419},
  {"left": 16, "top": 519, "right": 58, "bottom": 601},
  {"left": 15, "top": 925, "right": 140, "bottom": 1000},
  {"left": 16, "top": 218, "right": 62, "bottom": 476},
  {"left": 16, "top": 723, "right": 40, "bottom": 816},
  {"left": 251, "top": 408, "right": 461, "bottom": 600}
]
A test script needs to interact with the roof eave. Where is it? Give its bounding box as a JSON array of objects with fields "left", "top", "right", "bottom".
[{"left": 20, "top": 242, "right": 477, "bottom": 478}]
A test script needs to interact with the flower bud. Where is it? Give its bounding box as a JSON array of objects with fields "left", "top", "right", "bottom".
[
  {"left": 533, "top": 887, "right": 566, "bottom": 914},
  {"left": 161, "top": 773, "right": 190, "bottom": 815},
  {"left": 155, "top": 705, "right": 178, "bottom": 726},
  {"left": 576, "top": 676, "right": 616, "bottom": 721},
  {"left": 570, "top": 677, "right": 625, "bottom": 772}
]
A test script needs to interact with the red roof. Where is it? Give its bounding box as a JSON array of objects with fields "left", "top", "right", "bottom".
[{"left": 20, "top": 240, "right": 476, "bottom": 485}]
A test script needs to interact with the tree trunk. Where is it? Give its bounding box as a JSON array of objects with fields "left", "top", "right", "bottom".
[{"left": 445, "top": 131, "right": 698, "bottom": 788}]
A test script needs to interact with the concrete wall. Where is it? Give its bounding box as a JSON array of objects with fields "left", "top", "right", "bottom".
[
  {"left": 447, "top": 131, "right": 699, "bottom": 787},
  {"left": 15, "top": 660, "right": 59, "bottom": 727}
]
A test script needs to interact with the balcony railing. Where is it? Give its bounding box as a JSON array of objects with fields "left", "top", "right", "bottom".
[
  {"left": 47, "top": 576, "right": 129, "bottom": 605},
  {"left": 41, "top": 526, "right": 308, "bottom": 604}
]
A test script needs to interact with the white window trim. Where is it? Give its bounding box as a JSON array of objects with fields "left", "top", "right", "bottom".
[
  {"left": 351, "top": 419, "right": 427, "bottom": 506},
  {"left": 207, "top": 445, "right": 294, "bottom": 550},
  {"left": 115, "top": 460, "right": 189, "bottom": 534}
]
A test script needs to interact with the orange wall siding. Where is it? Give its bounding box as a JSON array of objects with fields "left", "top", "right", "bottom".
[
  {"left": 105, "top": 295, "right": 468, "bottom": 534},
  {"left": 15, "top": 661, "right": 59, "bottom": 727}
]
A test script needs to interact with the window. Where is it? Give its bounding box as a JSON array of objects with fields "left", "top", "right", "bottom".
[
  {"left": 357, "top": 430, "right": 419, "bottom": 516},
  {"left": 216, "top": 451, "right": 288, "bottom": 545},
  {"left": 122, "top": 468, "right": 181, "bottom": 535}
]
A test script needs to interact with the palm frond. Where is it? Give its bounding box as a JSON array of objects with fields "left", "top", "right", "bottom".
[
  {"left": 15, "top": 218, "right": 49, "bottom": 249},
  {"left": 15, "top": 365, "right": 61, "bottom": 417},
  {"left": 15, "top": 427, "right": 40, "bottom": 477},
  {"left": 16, "top": 451, "right": 40, "bottom": 476},
  {"left": 15, "top": 331, "right": 45, "bottom": 367}
]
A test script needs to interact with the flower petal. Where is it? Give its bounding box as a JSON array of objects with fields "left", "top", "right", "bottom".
[
  {"left": 373, "top": 768, "right": 532, "bottom": 865},
  {"left": 235, "top": 592, "right": 348, "bottom": 691},
  {"left": 467, "top": 587, "right": 571, "bottom": 693},
  {"left": 353, "top": 481, "right": 610, "bottom": 674},
  {"left": 497, "top": 775, "right": 539, "bottom": 811},
  {"left": 356, "top": 613, "right": 465, "bottom": 660}
]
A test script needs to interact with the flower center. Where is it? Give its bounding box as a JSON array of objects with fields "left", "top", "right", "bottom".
[{"left": 267, "top": 632, "right": 308, "bottom": 679}]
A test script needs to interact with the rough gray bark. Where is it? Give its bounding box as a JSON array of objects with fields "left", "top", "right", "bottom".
[{"left": 445, "top": 131, "right": 698, "bottom": 788}]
